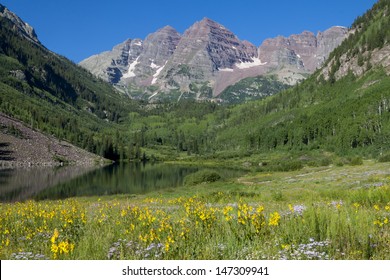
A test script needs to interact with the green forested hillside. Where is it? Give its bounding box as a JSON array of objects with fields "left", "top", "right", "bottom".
[
  {"left": 1, "top": 0, "right": 390, "bottom": 165},
  {"left": 214, "top": 69, "right": 390, "bottom": 156},
  {"left": 0, "top": 15, "right": 141, "bottom": 160},
  {"left": 219, "top": 75, "right": 290, "bottom": 104},
  {"left": 209, "top": 0, "right": 390, "bottom": 158},
  {"left": 128, "top": 0, "right": 390, "bottom": 161}
]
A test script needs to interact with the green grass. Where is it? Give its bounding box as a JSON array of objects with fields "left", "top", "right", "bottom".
[{"left": 1, "top": 160, "right": 390, "bottom": 260}]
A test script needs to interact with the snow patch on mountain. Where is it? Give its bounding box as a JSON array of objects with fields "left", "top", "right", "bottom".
[
  {"left": 151, "top": 61, "right": 167, "bottom": 84},
  {"left": 235, "top": 57, "right": 267, "bottom": 69},
  {"left": 151, "top": 62, "right": 160, "bottom": 69},
  {"left": 123, "top": 56, "right": 140, "bottom": 78},
  {"left": 219, "top": 68, "right": 234, "bottom": 72}
]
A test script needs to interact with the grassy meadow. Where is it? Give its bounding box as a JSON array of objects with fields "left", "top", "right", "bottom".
[{"left": 1, "top": 160, "right": 390, "bottom": 260}]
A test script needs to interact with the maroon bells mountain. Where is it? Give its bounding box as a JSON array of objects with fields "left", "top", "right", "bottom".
[{"left": 79, "top": 18, "right": 348, "bottom": 102}]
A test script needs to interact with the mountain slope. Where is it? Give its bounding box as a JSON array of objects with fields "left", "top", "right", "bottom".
[
  {"left": 80, "top": 18, "right": 348, "bottom": 103},
  {"left": 0, "top": 3, "right": 138, "bottom": 162},
  {"left": 210, "top": 0, "right": 390, "bottom": 156},
  {"left": 320, "top": 0, "right": 390, "bottom": 81},
  {"left": 0, "top": 113, "right": 102, "bottom": 167}
]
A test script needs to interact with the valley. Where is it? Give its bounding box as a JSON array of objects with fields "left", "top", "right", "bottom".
[{"left": 0, "top": 0, "right": 390, "bottom": 261}]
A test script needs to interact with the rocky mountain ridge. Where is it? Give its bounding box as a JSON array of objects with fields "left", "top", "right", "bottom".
[
  {"left": 0, "top": 4, "right": 39, "bottom": 44},
  {"left": 80, "top": 18, "right": 348, "bottom": 102}
]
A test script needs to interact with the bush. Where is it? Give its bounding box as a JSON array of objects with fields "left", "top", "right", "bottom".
[
  {"left": 378, "top": 153, "right": 390, "bottom": 162},
  {"left": 349, "top": 156, "right": 363, "bottom": 166},
  {"left": 184, "top": 169, "right": 222, "bottom": 186},
  {"left": 269, "top": 159, "right": 303, "bottom": 172},
  {"left": 307, "top": 157, "right": 332, "bottom": 167},
  {"left": 334, "top": 159, "right": 345, "bottom": 167}
]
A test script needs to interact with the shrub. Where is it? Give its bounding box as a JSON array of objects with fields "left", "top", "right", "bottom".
[
  {"left": 269, "top": 159, "right": 303, "bottom": 172},
  {"left": 378, "top": 153, "right": 390, "bottom": 162},
  {"left": 184, "top": 169, "right": 222, "bottom": 186},
  {"left": 349, "top": 156, "right": 363, "bottom": 166}
]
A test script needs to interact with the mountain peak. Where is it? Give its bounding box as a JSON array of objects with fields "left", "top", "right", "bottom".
[
  {"left": 196, "top": 17, "right": 226, "bottom": 29},
  {"left": 0, "top": 4, "right": 39, "bottom": 44},
  {"left": 80, "top": 18, "right": 349, "bottom": 102},
  {"left": 199, "top": 17, "right": 213, "bottom": 23},
  {"left": 159, "top": 25, "right": 178, "bottom": 32}
]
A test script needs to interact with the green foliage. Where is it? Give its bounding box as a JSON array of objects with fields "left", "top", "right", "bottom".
[
  {"left": 219, "top": 75, "right": 290, "bottom": 104},
  {"left": 378, "top": 153, "right": 390, "bottom": 162},
  {"left": 259, "top": 159, "right": 303, "bottom": 172},
  {"left": 184, "top": 169, "right": 222, "bottom": 186},
  {"left": 0, "top": 15, "right": 142, "bottom": 161},
  {"left": 348, "top": 156, "right": 364, "bottom": 166},
  {"left": 212, "top": 68, "right": 390, "bottom": 158}
]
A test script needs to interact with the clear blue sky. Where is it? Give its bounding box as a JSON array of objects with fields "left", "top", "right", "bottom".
[{"left": 1, "top": 0, "right": 378, "bottom": 63}]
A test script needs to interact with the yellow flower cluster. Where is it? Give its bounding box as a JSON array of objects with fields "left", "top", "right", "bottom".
[
  {"left": 0, "top": 199, "right": 84, "bottom": 259},
  {"left": 50, "top": 228, "right": 74, "bottom": 259},
  {"left": 353, "top": 202, "right": 361, "bottom": 213},
  {"left": 5, "top": 194, "right": 388, "bottom": 259},
  {"left": 223, "top": 206, "right": 234, "bottom": 221},
  {"left": 236, "top": 202, "right": 265, "bottom": 233},
  {"left": 268, "top": 212, "right": 281, "bottom": 226},
  {"left": 374, "top": 217, "right": 389, "bottom": 228},
  {"left": 183, "top": 197, "right": 217, "bottom": 228}
]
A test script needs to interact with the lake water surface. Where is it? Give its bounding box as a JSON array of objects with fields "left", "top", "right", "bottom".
[{"left": 0, "top": 163, "right": 243, "bottom": 202}]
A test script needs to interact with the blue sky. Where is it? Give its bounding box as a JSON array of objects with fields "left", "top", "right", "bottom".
[{"left": 1, "top": 0, "right": 378, "bottom": 63}]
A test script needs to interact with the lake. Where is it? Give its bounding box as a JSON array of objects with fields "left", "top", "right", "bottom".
[{"left": 0, "top": 163, "right": 243, "bottom": 202}]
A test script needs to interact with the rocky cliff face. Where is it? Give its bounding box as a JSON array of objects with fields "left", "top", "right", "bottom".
[
  {"left": 79, "top": 26, "right": 181, "bottom": 87},
  {"left": 0, "top": 4, "right": 39, "bottom": 44},
  {"left": 79, "top": 38, "right": 142, "bottom": 84},
  {"left": 258, "top": 26, "right": 348, "bottom": 81},
  {"left": 316, "top": 26, "right": 349, "bottom": 66},
  {"left": 80, "top": 18, "right": 348, "bottom": 102},
  {"left": 156, "top": 18, "right": 259, "bottom": 93}
]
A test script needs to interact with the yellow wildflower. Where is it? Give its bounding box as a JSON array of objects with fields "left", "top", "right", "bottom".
[
  {"left": 374, "top": 220, "right": 383, "bottom": 227},
  {"left": 268, "top": 212, "right": 281, "bottom": 226},
  {"left": 50, "top": 228, "right": 59, "bottom": 244},
  {"left": 256, "top": 205, "right": 264, "bottom": 214},
  {"left": 281, "top": 244, "right": 290, "bottom": 250},
  {"left": 223, "top": 206, "right": 233, "bottom": 221}
]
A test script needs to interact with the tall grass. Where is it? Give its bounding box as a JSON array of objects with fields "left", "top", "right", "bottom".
[{"left": 1, "top": 188, "right": 389, "bottom": 260}]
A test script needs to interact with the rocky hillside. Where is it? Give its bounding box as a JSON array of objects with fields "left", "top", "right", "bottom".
[
  {"left": 320, "top": 0, "right": 390, "bottom": 81},
  {"left": 0, "top": 113, "right": 104, "bottom": 167},
  {"left": 80, "top": 18, "right": 348, "bottom": 102}
]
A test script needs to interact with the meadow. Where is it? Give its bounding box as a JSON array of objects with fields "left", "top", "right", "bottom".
[{"left": 1, "top": 160, "right": 390, "bottom": 260}]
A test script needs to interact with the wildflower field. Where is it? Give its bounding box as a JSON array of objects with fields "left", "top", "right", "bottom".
[{"left": 1, "top": 161, "right": 390, "bottom": 260}]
